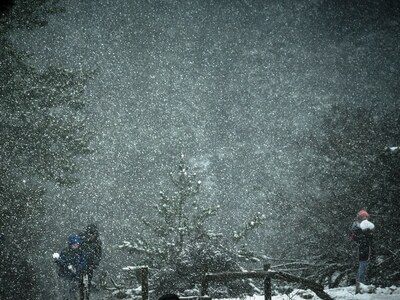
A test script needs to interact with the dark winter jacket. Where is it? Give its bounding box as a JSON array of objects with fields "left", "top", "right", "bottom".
[
  {"left": 56, "top": 246, "right": 88, "bottom": 281},
  {"left": 353, "top": 221, "right": 374, "bottom": 262},
  {"left": 80, "top": 234, "right": 102, "bottom": 270}
]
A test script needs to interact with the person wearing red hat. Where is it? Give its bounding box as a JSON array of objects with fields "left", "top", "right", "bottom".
[
  {"left": 351, "top": 210, "right": 375, "bottom": 292},
  {"left": 358, "top": 210, "right": 369, "bottom": 219}
]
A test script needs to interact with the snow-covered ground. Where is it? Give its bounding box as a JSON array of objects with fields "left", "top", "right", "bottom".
[
  {"left": 225, "top": 285, "right": 400, "bottom": 300},
  {"left": 90, "top": 284, "right": 400, "bottom": 300}
]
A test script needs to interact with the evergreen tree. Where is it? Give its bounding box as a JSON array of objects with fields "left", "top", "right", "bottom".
[
  {"left": 0, "top": 1, "right": 93, "bottom": 298},
  {"left": 367, "top": 145, "right": 400, "bottom": 285},
  {"left": 118, "top": 155, "right": 265, "bottom": 299},
  {"left": 291, "top": 105, "right": 400, "bottom": 287}
]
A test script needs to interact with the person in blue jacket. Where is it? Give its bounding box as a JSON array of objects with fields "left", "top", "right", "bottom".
[{"left": 55, "top": 234, "right": 88, "bottom": 300}]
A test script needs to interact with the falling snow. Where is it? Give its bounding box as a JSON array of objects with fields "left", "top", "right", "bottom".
[{"left": 1, "top": 0, "right": 400, "bottom": 299}]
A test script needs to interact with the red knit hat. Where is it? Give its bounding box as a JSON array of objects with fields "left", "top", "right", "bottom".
[{"left": 357, "top": 210, "right": 369, "bottom": 218}]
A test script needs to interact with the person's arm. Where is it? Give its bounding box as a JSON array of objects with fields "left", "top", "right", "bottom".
[
  {"left": 98, "top": 240, "right": 102, "bottom": 262},
  {"left": 58, "top": 250, "right": 68, "bottom": 268},
  {"left": 58, "top": 250, "right": 76, "bottom": 277},
  {"left": 368, "top": 230, "right": 375, "bottom": 260},
  {"left": 91, "top": 241, "right": 101, "bottom": 268},
  {"left": 77, "top": 252, "right": 88, "bottom": 276}
]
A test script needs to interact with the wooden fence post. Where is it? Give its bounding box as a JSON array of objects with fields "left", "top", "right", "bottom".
[
  {"left": 141, "top": 266, "right": 149, "bottom": 300},
  {"left": 201, "top": 265, "right": 209, "bottom": 297},
  {"left": 264, "top": 264, "right": 271, "bottom": 300}
]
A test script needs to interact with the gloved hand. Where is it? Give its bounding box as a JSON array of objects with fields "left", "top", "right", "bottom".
[{"left": 68, "top": 265, "right": 76, "bottom": 274}]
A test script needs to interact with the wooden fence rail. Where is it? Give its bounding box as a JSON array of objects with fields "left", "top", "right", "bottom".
[
  {"left": 200, "top": 264, "right": 333, "bottom": 300},
  {"left": 122, "top": 264, "right": 333, "bottom": 300}
]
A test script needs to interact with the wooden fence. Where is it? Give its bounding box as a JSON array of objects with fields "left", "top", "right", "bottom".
[
  {"left": 200, "top": 264, "right": 333, "bottom": 300},
  {"left": 120, "top": 265, "right": 149, "bottom": 300},
  {"left": 125, "top": 264, "right": 333, "bottom": 300}
]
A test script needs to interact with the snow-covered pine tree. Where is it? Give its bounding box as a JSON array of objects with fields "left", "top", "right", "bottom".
[
  {"left": 0, "top": 1, "right": 93, "bottom": 298},
  {"left": 118, "top": 155, "right": 266, "bottom": 299}
]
